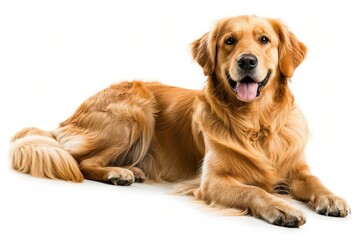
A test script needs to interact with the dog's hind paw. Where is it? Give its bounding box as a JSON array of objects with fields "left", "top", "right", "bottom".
[
  {"left": 129, "top": 167, "right": 146, "bottom": 183},
  {"left": 107, "top": 168, "right": 135, "bottom": 186}
]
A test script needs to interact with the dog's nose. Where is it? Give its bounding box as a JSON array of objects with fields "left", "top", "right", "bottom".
[{"left": 237, "top": 54, "right": 258, "bottom": 71}]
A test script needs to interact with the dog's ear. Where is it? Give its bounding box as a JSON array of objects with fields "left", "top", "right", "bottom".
[
  {"left": 271, "top": 19, "right": 307, "bottom": 78},
  {"left": 192, "top": 20, "right": 227, "bottom": 76},
  {"left": 192, "top": 32, "right": 216, "bottom": 76}
]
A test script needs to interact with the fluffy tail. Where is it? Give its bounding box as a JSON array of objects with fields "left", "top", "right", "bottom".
[{"left": 9, "top": 127, "right": 84, "bottom": 182}]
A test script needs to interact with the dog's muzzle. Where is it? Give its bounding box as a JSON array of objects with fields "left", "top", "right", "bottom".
[{"left": 227, "top": 70, "right": 271, "bottom": 101}]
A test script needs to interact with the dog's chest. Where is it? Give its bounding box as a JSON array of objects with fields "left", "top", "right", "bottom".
[
  {"left": 249, "top": 117, "right": 308, "bottom": 175},
  {"left": 248, "top": 124, "right": 270, "bottom": 144}
]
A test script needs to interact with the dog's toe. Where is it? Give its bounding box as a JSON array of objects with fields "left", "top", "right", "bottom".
[
  {"left": 317, "top": 208, "right": 327, "bottom": 215},
  {"left": 272, "top": 215, "right": 304, "bottom": 228},
  {"left": 135, "top": 176, "right": 145, "bottom": 183},
  {"left": 130, "top": 167, "right": 146, "bottom": 183},
  {"left": 284, "top": 217, "right": 299, "bottom": 228},
  {"left": 328, "top": 211, "right": 341, "bottom": 217}
]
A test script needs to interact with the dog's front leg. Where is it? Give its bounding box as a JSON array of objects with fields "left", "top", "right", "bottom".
[
  {"left": 289, "top": 162, "right": 350, "bottom": 217},
  {"left": 197, "top": 150, "right": 306, "bottom": 227}
]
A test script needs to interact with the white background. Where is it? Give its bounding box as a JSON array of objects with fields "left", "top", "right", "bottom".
[{"left": 0, "top": 0, "right": 359, "bottom": 239}]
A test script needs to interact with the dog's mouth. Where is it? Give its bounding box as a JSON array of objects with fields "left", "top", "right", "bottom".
[{"left": 227, "top": 71, "right": 271, "bottom": 102}]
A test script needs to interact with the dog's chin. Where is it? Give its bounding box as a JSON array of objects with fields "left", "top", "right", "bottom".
[{"left": 226, "top": 70, "right": 271, "bottom": 102}]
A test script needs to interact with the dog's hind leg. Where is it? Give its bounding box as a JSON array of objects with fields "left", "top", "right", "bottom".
[
  {"left": 79, "top": 154, "right": 147, "bottom": 185},
  {"left": 79, "top": 155, "right": 136, "bottom": 186}
]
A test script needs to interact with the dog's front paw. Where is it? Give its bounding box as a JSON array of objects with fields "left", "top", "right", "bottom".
[
  {"left": 309, "top": 194, "right": 350, "bottom": 217},
  {"left": 258, "top": 200, "right": 306, "bottom": 228}
]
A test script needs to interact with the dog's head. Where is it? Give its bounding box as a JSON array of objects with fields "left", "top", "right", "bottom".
[{"left": 192, "top": 15, "right": 307, "bottom": 102}]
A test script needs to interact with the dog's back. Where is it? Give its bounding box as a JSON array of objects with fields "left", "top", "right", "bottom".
[{"left": 10, "top": 81, "right": 203, "bottom": 183}]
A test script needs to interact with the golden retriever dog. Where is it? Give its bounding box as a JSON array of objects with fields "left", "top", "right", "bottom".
[{"left": 10, "top": 15, "right": 350, "bottom": 227}]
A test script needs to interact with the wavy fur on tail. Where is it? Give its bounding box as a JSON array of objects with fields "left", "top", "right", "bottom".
[{"left": 10, "top": 127, "right": 84, "bottom": 182}]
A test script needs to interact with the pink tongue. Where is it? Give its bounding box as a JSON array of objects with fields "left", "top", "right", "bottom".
[{"left": 236, "top": 82, "right": 258, "bottom": 101}]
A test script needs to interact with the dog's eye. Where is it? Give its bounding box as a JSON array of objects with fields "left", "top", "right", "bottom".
[
  {"left": 225, "top": 37, "right": 235, "bottom": 45},
  {"left": 260, "top": 36, "right": 270, "bottom": 44}
]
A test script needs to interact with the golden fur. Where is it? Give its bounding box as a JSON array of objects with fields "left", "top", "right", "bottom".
[{"left": 10, "top": 15, "right": 350, "bottom": 227}]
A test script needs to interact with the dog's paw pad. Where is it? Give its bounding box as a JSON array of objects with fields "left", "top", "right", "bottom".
[
  {"left": 272, "top": 215, "right": 305, "bottom": 228},
  {"left": 134, "top": 176, "right": 145, "bottom": 183},
  {"left": 108, "top": 177, "right": 133, "bottom": 186},
  {"left": 317, "top": 208, "right": 327, "bottom": 215},
  {"left": 328, "top": 211, "right": 341, "bottom": 217}
]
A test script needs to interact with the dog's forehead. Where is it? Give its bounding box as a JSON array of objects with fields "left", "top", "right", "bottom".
[{"left": 224, "top": 16, "right": 275, "bottom": 35}]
